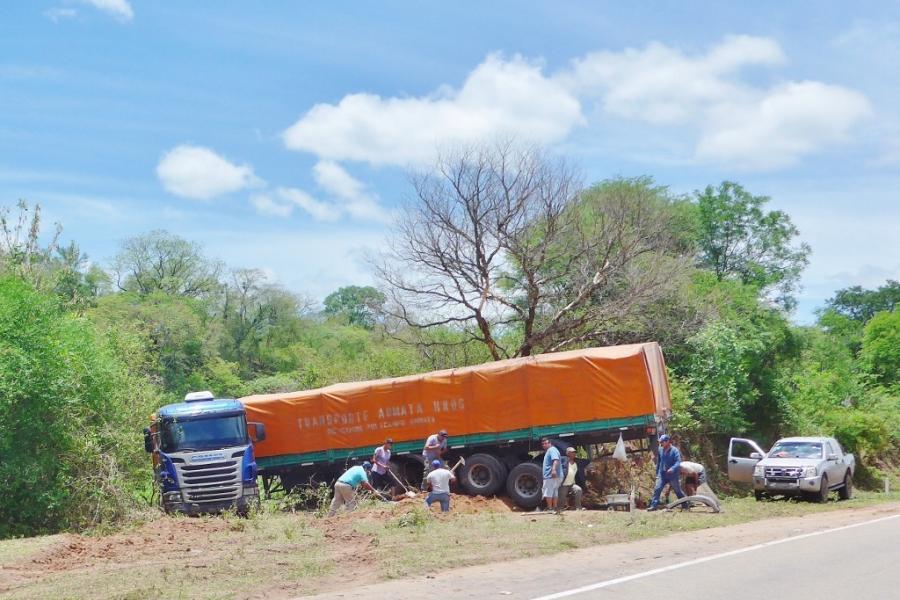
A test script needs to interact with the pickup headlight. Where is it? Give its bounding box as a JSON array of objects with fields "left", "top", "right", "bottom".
[
  {"left": 753, "top": 465, "right": 765, "bottom": 477},
  {"left": 803, "top": 466, "right": 817, "bottom": 478}
]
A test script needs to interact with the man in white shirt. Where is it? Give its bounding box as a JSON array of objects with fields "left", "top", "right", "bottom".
[
  {"left": 557, "top": 447, "right": 584, "bottom": 512},
  {"left": 424, "top": 459, "right": 456, "bottom": 512},
  {"left": 371, "top": 438, "right": 393, "bottom": 491}
]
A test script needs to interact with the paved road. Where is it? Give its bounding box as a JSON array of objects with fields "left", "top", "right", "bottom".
[{"left": 304, "top": 504, "right": 900, "bottom": 600}]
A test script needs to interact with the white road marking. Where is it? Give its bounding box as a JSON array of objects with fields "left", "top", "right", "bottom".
[{"left": 529, "top": 512, "right": 900, "bottom": 600}]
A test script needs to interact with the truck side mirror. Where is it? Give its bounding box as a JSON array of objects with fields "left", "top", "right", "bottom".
[
  {"left": 249, "top": 422, "right": 266, "bottom": 443},
  {"left": 827, "top": 453, "right": 838, "bottom": 461},
  {"left": 749, "top": 452, "right": 762, "bottom": 460},
  {"left": 143, "top": 428, "right": 153, "bottom": 453}
]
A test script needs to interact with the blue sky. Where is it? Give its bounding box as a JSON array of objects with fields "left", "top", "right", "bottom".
[{"left": 2, "top": 1, "right": 899, "bottom": 322}]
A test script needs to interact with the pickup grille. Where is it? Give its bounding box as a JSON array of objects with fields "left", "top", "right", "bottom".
[
  {"left": 765, "top": 466, "right": 803, "bottom": 479},
  {"left": 175, "top": 459, "right": 242, "bottom": 503}
]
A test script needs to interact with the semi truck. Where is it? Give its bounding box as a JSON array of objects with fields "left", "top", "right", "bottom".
[
  {"left": 243, "top": 343, "right": 672, "bottom": 509},
  {"left": 144, "top": 391, "right": 267, "bottom": 515}
]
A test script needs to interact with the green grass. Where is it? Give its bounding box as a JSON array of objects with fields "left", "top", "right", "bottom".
[{"left": 1, "top": 491, "right": 897, "bottom": 599}]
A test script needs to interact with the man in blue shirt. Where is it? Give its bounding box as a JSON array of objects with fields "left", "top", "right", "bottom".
[
  {"left": 541, "top": 437, "right": 563, "bottom": 512},
  {"left": 647, "top": 434, "right": 685, "bottom": 511},
  {"left": 328, "top": 462, "right": 380, "bottom": 516}
]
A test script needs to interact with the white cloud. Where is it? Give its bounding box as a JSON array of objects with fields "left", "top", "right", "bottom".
[
  {"left": 283, "top": 54, "right": 583, "bottom": 166},
  {"left": 282, "top": 36, "right": 869, "bottom": 171},
  {"left": 696, "top": 81, "right": 872, "bottom": 169},
  {"left": 312, "top": 160, "right": 392, "bottom": 223},
  {"left": 43, "top": 8, "right": 78, "bottom": 22},
  {"left": 157, "top": 145, "right": 261, "bottom": 200},
  {"left": 82, "top": 0, "right": 133, "bottom": 22},
  {"left": 250, "top": 193, "right": 294, "bottom": 218},
  {"left": 276, "top": 187, "right": 341, "bottom": 222}
]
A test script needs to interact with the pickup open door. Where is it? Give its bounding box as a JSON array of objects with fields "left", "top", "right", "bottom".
[{"left": 728, "top": 438, "right": 766, "bottom": 483}]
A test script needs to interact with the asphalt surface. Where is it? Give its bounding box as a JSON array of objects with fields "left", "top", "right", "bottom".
[{"left": 304, "top": 504, "right": 900, "bottom": 600}]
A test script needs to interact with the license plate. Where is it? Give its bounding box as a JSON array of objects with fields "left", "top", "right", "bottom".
[{"left": 770, "top": 481, "right": 795, "bottom": 488}]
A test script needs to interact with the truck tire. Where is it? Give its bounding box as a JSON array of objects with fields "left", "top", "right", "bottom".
[
  {"left": 815, "top": 475, "right": 829, "bottom": 503},
  {"left": 838, "top": 471, "right": 853, "bottom": 500},
  {"left": 506, "top": 462, "right": 543, "bottom": 509},
  {"left": 460, "top": 453, "right": 505, "bottom": 496}
]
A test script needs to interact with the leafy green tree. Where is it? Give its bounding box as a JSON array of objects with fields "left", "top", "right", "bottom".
[
  {"left": 695, "top": 182, "right": 810, "bottom": 309},
  {"left": 112, "top": 230, "right": 222, "bottom": 298},
  {"left": 323, "top": 285, "right": 386, "bottom": 329},
  {"left": 860, "top": 310, "right": 900, "bottom": 386},
  {"left": 0, "top": 278, "right": 156, "bottom": 537},
  {"left": 824, "top": 280, "right": 900, "bottom": 323}
]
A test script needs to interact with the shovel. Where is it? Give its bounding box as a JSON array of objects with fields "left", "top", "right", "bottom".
[{"left": 387, "top": 466, "right": 418, "bottom": 498}]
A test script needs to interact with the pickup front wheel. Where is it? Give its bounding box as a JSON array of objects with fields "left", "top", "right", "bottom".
[
  {"left": 816, "top": 475, "right": 829, "bottom": 503},
  {"left": 838, "top": 472, "right": 853, "bottom": 500}
]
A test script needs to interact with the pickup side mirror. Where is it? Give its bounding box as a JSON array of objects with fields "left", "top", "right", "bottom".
[
  {"left": 143, "top": 427, "right": 153, "bottom": 453},
  {"left": 249, "top": 422, "right": 266, "bottom": 443},
  {"left": 749, "top": 452, "right": 763, "bottom": 460},
  {"left": 827, "top": 453, "right": 838, "bottom": 461}
]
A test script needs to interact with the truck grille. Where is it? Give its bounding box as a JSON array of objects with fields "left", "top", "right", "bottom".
[
  {"left": 175, "top": 459, "right": 242, "bottom": 503},
  {"left": 765, "top": 466, "right": 802, "bottom": 479}
]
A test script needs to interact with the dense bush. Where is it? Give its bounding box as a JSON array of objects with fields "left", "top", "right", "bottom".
[{"left": 0, "top": 278, "right": 155, "bottom": 537}]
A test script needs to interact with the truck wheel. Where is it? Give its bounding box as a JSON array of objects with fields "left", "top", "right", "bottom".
[
  {"left": 506, "top": 462, "right": 543, "bottom": 509},
  {"left": 816, "top": 475, "right": 829, "bottom": 503},
  {"left": 460, "top": 454, "right": 505, "bottom": 496},
  {"left": 838, "top": 472, "right": 853, "bottom": 500}
]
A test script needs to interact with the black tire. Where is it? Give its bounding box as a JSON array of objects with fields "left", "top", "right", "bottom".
[
  {"left": 838, "top": 471, "right": 853, "bottom": 500},
  {"left": 506, "top": 462, "right": 543, "bottom": 509},
  {"left": 460, "top": 453, "right": 505, "bottom": 496},
  {"left": 667, "top": 495, "right": 721, "bottom": 513},
  {"left": 816, "top": 475, "right": 829, "bottom": 503},
  {"left": 754, "top": 490, "right": 765, "bottom": 502}
]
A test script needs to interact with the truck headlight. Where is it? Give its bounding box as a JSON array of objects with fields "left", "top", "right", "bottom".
[
  {"left": 753, "top": 465, "right": 764, "bottom": 477},
  {"left": 803, "top": 466, "right": 817, "bottom": 478}
]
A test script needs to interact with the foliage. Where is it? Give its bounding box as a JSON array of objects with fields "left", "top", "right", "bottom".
[
  {"left": 859, "top": 310, "right": 900, "bottom": 386},
  {"left": 695, "top": 181, "right": 810, "bottom": 309},
  {"left": 323, "top": 285, "right": 386, "bottom": 329},
  {"left": 824, "top": 280, "right": 900, "bottom": 323},
  {"left": 0, "top": 278, "right": 155, "bottom": 537}
]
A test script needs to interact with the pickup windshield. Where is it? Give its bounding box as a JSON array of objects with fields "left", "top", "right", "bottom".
[
  {"left": 160, "top": 415, "right": 247, "bottom": 452},
  {"left": 768, "top": 441, "right": 823, "bottom": 459}
]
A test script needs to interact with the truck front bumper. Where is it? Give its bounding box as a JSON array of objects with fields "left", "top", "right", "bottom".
[
  {"left": 163, "top": 487, "right": 259, "bottom": 515},
  {"left": 753, "top": 475, "right": 822, "bottom": 495}
]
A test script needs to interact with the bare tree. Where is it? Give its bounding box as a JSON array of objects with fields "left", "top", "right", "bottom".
[
  {"left": 0, "top": 200, "right": 61, "bottom": 288},
  {"left": 375, "top": 143, "right": 689, "bottom": 359}
]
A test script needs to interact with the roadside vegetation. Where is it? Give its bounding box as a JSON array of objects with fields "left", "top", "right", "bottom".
[{"left": 1, "top": 143, "right": 898, "bottom": 539}]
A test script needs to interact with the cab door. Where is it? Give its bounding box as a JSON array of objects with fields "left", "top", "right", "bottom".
[{"left": 728, "top": 438, "right": 766, "bottom": 483}]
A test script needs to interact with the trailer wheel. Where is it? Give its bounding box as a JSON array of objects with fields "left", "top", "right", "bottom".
[
  {"left": 460, "top": 454, "right": 505, "bottom": 496},
  {"left": 506, "top": 462, "right": 543, "bottom": 509}
]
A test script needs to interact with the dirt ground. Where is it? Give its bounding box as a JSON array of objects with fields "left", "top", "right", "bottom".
[{"left": 2, "top": 492, "right": 898, "bottom": 599}]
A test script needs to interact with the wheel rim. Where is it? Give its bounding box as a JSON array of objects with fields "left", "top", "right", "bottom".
[
  {"left": 515, "top": 473, "right": 539, "bottom": 498},
  {"left": 469, "top": 464, "right": 493, "bottom": 489}
]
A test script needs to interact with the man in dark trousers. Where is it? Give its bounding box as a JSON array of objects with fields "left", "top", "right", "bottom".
[{"left": 647, "top": 434, "right": 685, "bottom": 511}]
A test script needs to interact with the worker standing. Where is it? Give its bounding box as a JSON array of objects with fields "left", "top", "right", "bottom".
[
  {"left": 540, "top": 437, "right": 562, "bottom": 512},
  {"left": 424, "top": 459, "right": 456, "bottom": 512},
  {"left": 371, "top": 438, "right": 393, "bottom": 491},
  {"left": 328, "top": 462, "right": 379, "bottom": 516},
  {"left": 647, "top": 434, "right": 685, "bottom": 511},
  {"left": 557, "top": 447, "right": 584, "bottom": 512},
  {"left": 421, "top": 429, "right": 449, "bottom": 488}
]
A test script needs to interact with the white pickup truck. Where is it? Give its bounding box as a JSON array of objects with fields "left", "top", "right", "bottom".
[{"left": 728, "top": 436, "right": 855, "bottom": 502}]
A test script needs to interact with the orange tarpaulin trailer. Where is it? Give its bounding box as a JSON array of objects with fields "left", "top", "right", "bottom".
[{"left": 242, "top": 343, "right": 670, "bottom": 462}]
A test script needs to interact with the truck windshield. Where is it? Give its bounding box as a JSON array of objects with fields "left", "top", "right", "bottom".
[
  {"left": 159, "top": 415, "right": 247, "bottom": 452},
  {"left": 768, "top": 441, "right": 823, "bottom": 459}
]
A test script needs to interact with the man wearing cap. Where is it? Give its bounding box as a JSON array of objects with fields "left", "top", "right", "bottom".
[
  {"left": 421, "top": 429, "right": 449, "bottom": 488},
  {"left": 424, "top": 459, "right": 456, "bottom": 512},
  {"left": 647, "top": 434, "right": 685, "bottom": 511},
  {"left": 541, "top": 437, "right": 563, "bottom": 512},
  {"left": 371, "top": 438, "right": 393, "bottom": 491},
  {"left": 328, "top": 462, "right": 379, "bottom": 516},
  {"left": 557, "top": 447, "right": 586, "bottom": 512}
]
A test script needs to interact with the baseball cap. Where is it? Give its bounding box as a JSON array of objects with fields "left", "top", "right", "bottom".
[
  {"left": 431, "top": 459, "right": 443, "bottom": 468},
  {"left": 659, "top": 434, "right": 671, "bottom": 442},
  {"left": 439, "top": 429, "right": 448, "bottom": 437},
  {"left": 565, "top": 447, "right": 576, "bottom": 453},
  {"left": 362, "top": 462, "right": 373, "bottom": 470},
  {"left": 385, "top": 438, "right": 393, "bottom": 444}
]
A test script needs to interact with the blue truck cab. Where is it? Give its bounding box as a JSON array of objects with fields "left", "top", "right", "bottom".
[{"left": 144, "top": 391, "right": 266, "bottom": 515}]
